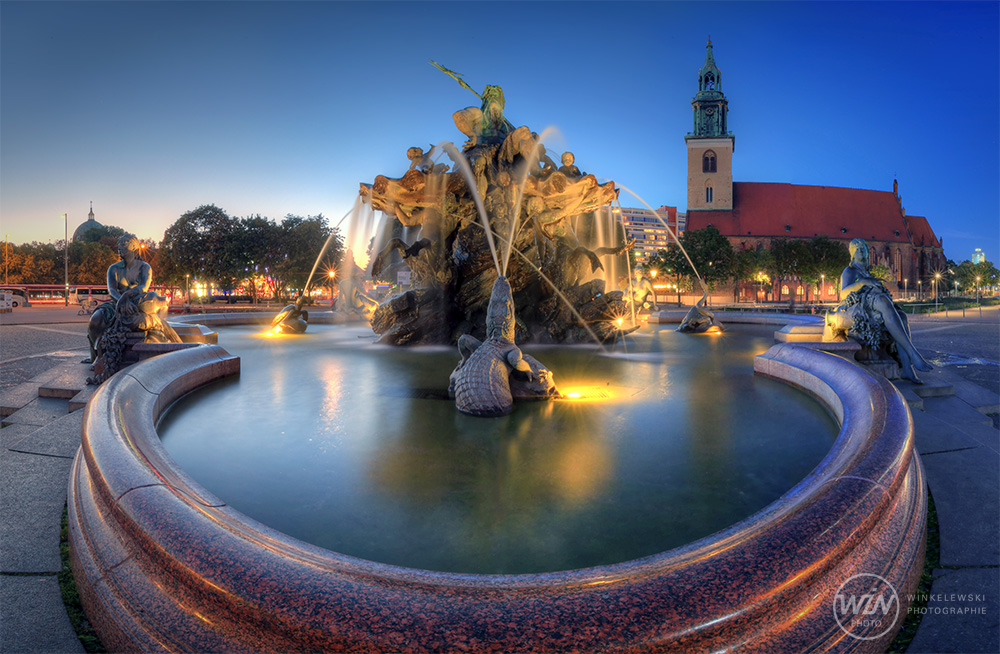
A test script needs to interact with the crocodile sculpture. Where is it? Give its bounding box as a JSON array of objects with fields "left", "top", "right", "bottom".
[{"left": 449, "top": 276, "right": 558, "bottom": 416}]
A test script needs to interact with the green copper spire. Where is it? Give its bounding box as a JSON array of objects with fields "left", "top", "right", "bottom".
[
  {"left": 699, "top": 38, "right": 722, "bottom": 92},
  {"left": 690, "top": 38, "right": 730, "bottom": 138}
]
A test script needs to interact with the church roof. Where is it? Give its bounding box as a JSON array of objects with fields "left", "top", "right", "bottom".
[
  {"left": 685, "top": 182, "right": 923, "bottom": 245},
  {"left": 905, "top": 215, "right": 942, "bottom": 248}
]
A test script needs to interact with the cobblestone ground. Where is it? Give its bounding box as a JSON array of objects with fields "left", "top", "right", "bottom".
[
  {"left": 0, "top": 310, "right": 90, "bottom": 391},
  {"left": 910, "top": 318, "right": 999, "bottom": 396}
]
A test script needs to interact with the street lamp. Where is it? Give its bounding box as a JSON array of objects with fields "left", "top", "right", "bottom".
[
  {"left": 60, "top": 214, "right": 68, "bottom": 306},
  {"left": 976, "top": 276, "right": 981, "bottom": 306},
  {"left": 327, "top": 269, "right": 336, "bottom": 308},
  {"left": 4, "top": 233, "right": 8, "bottom": 286},
  {"left": 185, "top": 274, "right": 190, "bottom": 305},
  {"left": 820, "top": 273, "right": 825, "bottom": 304},
  {"left": 934, "top": 272, "right": 941, "bottom": 312},
  {"left": 903, "top": 278, "right": 907, "bottom": 299},
  {"left": 917, "top": 280, "right": 922, "bottom": 301}
]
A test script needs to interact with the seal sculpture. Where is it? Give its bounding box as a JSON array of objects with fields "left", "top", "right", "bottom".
[
  {"left": 449, "top": 276, "right": 557, "bottom": 416},
  {"left": 677, "top": 290, "right": 724, "bottom": 333},
  {"left": 270, "top": 295, "right": 310, "bottom": 334}
]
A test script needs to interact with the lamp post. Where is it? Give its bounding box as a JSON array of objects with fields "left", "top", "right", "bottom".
[
  {"left": 61, "top": 214, "right": 68, "bottom": 306},
  {"left": 917, "top": 280, "right": 922, "bottom": 301},
  {"left": 820, "top": 273, "right": 825, "bottom": 305},
  {"left": 903, "top": 278, "right": 907, "bottom": 299},
  {"left": 327, "top": 269, "right": 336, "bottom": 309},
  {"left": 4, "top": 233, "right": 9, "bottom": 286},
  {"left": 976, "top": 276, "right": 981, "bottom": 307},
  {"left": 954, "top": 281, "right": 959, "bottom": 297},
  {"left": 934, "top": 273, "right": 940, "bottom": 312}
]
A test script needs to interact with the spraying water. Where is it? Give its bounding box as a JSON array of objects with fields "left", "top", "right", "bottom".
[
  {"left": 440, "top": 142, "right": 502, "bottom": 277},
  {"left": 505, "top": 126, "right": 560, "bottom": 276},
  {"left": 302, "top": 204, "right": 358, "bottom": 294},
  {"left": 615, "top": 184, "right": 708, "bottom": 294}
]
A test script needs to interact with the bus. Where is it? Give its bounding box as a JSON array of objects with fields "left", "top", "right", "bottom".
[
  {"left": 3, "top": 284, "right": 69, "bottom": 305},
  {"left": 70, "top": 285, "right": 112, "bottom": 307},
  {"left": 0, "top": 287, "right": 31, "bottom": 307},
  {"left": 71, "top": 284, "right": 181, "bottom": 306}
]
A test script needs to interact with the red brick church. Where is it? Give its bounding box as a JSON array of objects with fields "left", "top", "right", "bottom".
[{"left": 683, "top": 40, "right": 944, "bottom": 302}]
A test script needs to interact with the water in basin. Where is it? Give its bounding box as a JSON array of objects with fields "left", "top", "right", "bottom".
[{"left": 158, "top": 322, "right": 837, "bottom": 574}]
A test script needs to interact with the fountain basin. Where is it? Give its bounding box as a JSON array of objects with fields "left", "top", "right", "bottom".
[{"left": 68, "top": 316, "right": 925, "bottom": 652}]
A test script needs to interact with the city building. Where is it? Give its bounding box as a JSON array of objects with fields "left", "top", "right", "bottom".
[
  {"left": 972, "top": 248, "right": 986, "bottom": 264},
  {"left": 617, "top": 205, "right": 685, "bottom": 263},
  {"left": 683, "top": 40, "right": 945, "bottom": 301}
]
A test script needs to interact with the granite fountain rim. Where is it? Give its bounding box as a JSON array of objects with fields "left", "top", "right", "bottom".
[{"left": 68, "top": 313, "right": 926, "bottom": 652}]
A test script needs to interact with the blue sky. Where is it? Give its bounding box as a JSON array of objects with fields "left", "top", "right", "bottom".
[{"left": 2, "top": 1, "right": 997, "bottom": 265}]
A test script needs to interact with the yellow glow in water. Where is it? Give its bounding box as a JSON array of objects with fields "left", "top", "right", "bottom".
[{"left": 559, "top": 386, "right": 613, "bottom": 401}]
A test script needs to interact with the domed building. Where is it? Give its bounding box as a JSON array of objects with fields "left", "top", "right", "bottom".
[{"left": 72, "top": 202, "right": 104, "bottom": 242}]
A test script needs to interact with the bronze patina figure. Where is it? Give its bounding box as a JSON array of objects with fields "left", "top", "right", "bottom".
[
  {"left": 87, "top": 233, "right": 180, "bottom": 383},
  {"left": 360, "top": 66, "right": 632, "bottom": 345},
  {"left": 271, "top": 295, "right": 310, "bottom": 334},
  {"left": 626, "top": 266, "right": 659, "bottom": 312},
  {"left": 677, "top": 290, "right": 724, "bottom": 333},
  {"left": 824, "top": 238, "right": 932, "bottom": 382},
  {"left": 449, "top": 276, "right": 558, "bottom": 416}
]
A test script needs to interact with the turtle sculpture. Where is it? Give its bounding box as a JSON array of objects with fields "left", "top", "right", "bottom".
[{"left": 449, "top": 276, "right": 558, "bottom": 416}]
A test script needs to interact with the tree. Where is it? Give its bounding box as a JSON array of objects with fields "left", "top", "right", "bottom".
[
  {"left": 7, "top": 242, "right": 60, "bottom": 284},
  {"left": 801, "top": 237, "right": 849, "bottom": 301},
  {"left": 233, "top": 214, "right": 274, "bottom": 302},
  {"left": 158, "top": 204, "right": 242, "bottom": 292},
  {"left": 76, "top": 224, "right": 125, "bottom": 248},
  {"left": 270, "top": 214, "right": 341, "bottom": 301},
  {"left": 661, "top": 225, "right": 733, "bottom": 295},
  {"left": 768, "top": 238, "right": 810, "bottom": 304},
  {"left": 70, "top": 241, "right": 119, "bottom": 284},
  {"left": 953, "top": 258, "right": 999, "bottom": 296},
  {"left": 730, "top": 246, "right": 772, "bottom": 302}
]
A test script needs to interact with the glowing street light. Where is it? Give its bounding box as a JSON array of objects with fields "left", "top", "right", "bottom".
[
  {"left": 934, "top": 272, "right": 941, "bottom": 312},
  {"left": 327, "top": 269, "right": 337, "bottom": 308},
  {"left": 976, "top": 276, "right": 981, "bottom": 307},
  {"left": 917, "top": 280, "right": 922, "bottom": 301},
  {"left": 820, "top": 273, "right": 825, "bottom": 304},
  {"left": 903, "top": 278, "right": 908, "bottom": 299}
]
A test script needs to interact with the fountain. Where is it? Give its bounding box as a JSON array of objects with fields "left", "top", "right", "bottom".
[
  {"left": 67, "top": 70, "right": 926, "bottom": 653},
  {"left": 358, "top": 74, "right": 634, "bottom": 346}
]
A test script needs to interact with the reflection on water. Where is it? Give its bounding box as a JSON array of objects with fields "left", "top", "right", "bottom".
[{"left": 158, "top": 324, "right": 836, "bottom": 574}]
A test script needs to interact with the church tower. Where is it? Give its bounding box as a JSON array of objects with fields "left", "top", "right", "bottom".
[{"left": 686, "top": 39, "right": 734, "bottom": 211}]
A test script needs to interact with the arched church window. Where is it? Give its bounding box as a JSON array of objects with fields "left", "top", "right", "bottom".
[{"left": 703, "top": 151, "right": 717, "bottom": 173}]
